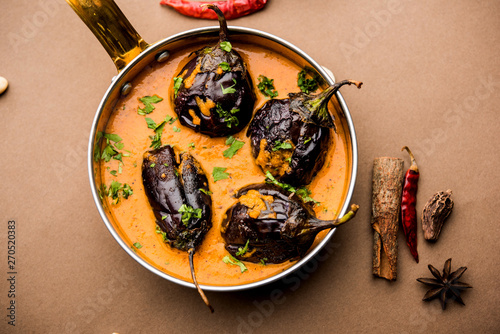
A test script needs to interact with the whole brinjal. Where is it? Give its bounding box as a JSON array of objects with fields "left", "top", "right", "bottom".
[
  {"left": 142, "top": 145, "right": 213, "bottom": 312},
  {"left": 247, "top": 80, "right": 362, "bottom": 186},
  {"left": 221, "top": 183, "right": 358, "bottom": 264},
  {"left": 172, "top": 4, "right": 255, "bottom": 137}
]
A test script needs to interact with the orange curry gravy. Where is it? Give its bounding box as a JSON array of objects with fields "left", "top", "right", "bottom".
[{"left": 100, "top": 40, "right": 352, "bottom": 286}]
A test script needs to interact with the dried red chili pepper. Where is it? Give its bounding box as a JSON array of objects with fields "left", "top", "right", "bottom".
[
  {"left": 160, "top": 0, "right": 268, "bottom": 20},
  {"left": 401, "top": 146, "right": 419, "bottom": 263}
]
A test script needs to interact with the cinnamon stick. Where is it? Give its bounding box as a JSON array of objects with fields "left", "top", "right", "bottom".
[{"left": 371, "top": 157, "right": 404, "bottom": 281}]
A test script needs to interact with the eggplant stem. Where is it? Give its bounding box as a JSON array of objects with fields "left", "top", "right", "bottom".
[
  {"left": 304, "top": 204, "right": 359, "bottom": 234},
  {"left": 189, "top": 248, "right": 214, "bottom": 313},
  {"left": 304, "top": 80, "right": 363, "bottom": 126},
  {"left": 202, "top": 4, "right": 229, "bottom": 42}
]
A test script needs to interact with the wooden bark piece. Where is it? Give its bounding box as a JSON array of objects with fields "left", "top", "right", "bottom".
[{"left": 371, "top": 157, "right": 404, "bottom": 281}]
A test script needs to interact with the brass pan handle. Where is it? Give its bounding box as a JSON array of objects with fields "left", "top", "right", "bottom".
[{"left": 66, "top": 0, "right": 148, "bottom": 71}]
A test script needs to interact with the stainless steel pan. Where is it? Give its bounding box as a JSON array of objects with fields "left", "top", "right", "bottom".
[{"left": 67, "top": 0, "right": 358, "bottom": 292}]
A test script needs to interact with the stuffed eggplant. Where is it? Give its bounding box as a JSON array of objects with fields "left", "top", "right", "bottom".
[
  {"left": 142, "top": 145, "right": 213, "bottom": 312},
  {"left": 221, "top": 183, "right": 358, "bottom": 264},
  {"left": 247, "top": 80, "right": 362, "bottom": 186},
  {"left": 172, "top": 4, "right": 256, "bottom": 137}
]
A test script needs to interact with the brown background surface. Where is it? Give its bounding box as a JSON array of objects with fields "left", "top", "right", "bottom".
[{"left": 1, "top": 0, "right": 499, "bottom": 333}]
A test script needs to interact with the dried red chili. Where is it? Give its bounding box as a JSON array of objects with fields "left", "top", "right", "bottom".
[
  {"left": 401, "top": 146, "right": 419, "bottom": 262},
  {"left": 160, "top": 0, "right": 268, "bottom": 20}
]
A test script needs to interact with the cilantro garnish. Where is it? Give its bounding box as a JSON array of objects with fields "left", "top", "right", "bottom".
[
  {"left": 220, "top": 41, "right": 232, "bottom": 52},
  {"left": 138, "top": 95, "right": 163, "bottom": 115},
  {"left": 212, "top": 167, "right": 230, "bottom": 182},
  {"left": 223, "top": 136, "right": 245, "bottom": 158},
  {"left": 219, "top": 62, "right": 231, "bottom": 71},
  {"left": 155, "top": 225, "right": 167, "bottom": 242},
  {"left": 257, "top": 75, "right": 278, "bottom": 98},
  {"left": 104, "top": 180, "right": 133, "bottom": 204},
  {"left": 173, "top": 126, "right": 181, "bottom": 132},
  {"left": 272, "top": 140, "right": 293, "bottom": 151},
  {"left": 265, "top": 171, "right": 319, "bottom": 205},
  {"left": 178, "top": 204, "right": 202, "bottom": 227},
  {"left": 199, "top": 188, "right": 213, "bottom": 196},
  {"left": 148, "top": 118, "right": 168, "bottom": 149},
  {"left": 297, "top": 69, "right": 320, "bottom": 94},
  {"left": 221, "top": 78, "right": 237, "bottom": 94},
  {"left": 235, "top": 240, "right": 250, "bottom": 256},
  {"left": 222, "top": 255, "right": 248, "bottom": 273},
  {"left": 145, "top": 117, "right": 157, "bottom": 129},
  {"left": 94, "top": 132, "right": 126, "bottom": 163},
  {"left": 132, "top": 242, "right": 142, "bottom": 250},
  {"left": 173, "top": 77, "right": 183, "bottom": 98},
  {"left": 215, "top": 103, "right": 239, "bottom": 128}
]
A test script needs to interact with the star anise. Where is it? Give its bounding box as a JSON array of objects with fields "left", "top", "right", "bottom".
[{"left": 417, "top": 258, "right": 472, "bottom": 310}]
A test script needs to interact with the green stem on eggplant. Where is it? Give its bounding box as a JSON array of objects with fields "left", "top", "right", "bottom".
[{"left": 301, "top": 80, "right": 363, "bottom": 128}]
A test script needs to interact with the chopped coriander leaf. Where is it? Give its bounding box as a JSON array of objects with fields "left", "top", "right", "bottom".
[
  {"left": 265, "top": 171, "right": 319, "bottom": 205},
  {"left": 101, "top": 144, "right": 118, "bottom": 162},
  {"left": 149, "top": 119, "right": 167, "bottom": 149},
  {"left": 295, "top": 187, "right": 319, "bottom": 205},
  {"left": 155, "top": 225, "right": 167, "bottom": 241},
  {"left": 188, "top": 142, "right": 195, "bottom": 149},
  {"left": 173, "top": 126, "right": 181, "bottom": 132},
  {"left": 133, "top": 242, "right": 143, "bottom": 249},
  {"left": 93, "top": 132, "right": 104, "bottom": 161},
  {"left": 173, "top": 77, "right": 183, "bottom": 98},
  {"left": 138, "top": 95, "right": 163, "bottom": 115},
  {"left": 215, "top": 103, "right": 239, "bottom": 128},
  {"left": 260, "top": 258, "right": 268, "bottom": 265},
  {"left": 110, "top": 170, "right": 117, "bottom": 176},
  {"left": 257, "top": 75, "right": 278, "bottom": 98},
  {"left": 168, "top": 116, "right": 178, "bottom": 125},
  {"left": 112, "top": 153, "right": 123, "bottom": 163},
  {"left": 297, "top": 69, "right": 320, "bottom": 94},
  {"left": 225, "top": 135, "right": 235, "bottom": 145},
  {"left": 212, "top": 167, "right": 230, "bottom": 182},
  {"left": 96, "top": 132, "right": 126, "bottom": 163},
  {"left": 222, "top": 255, "right": 248, "bottom": 273},
  {"left": 199, "top": 188, "right": 213, "bottom": 196},
  {"left": 223, "top": 138, "right": 245, "bottom": 158},
  {"left": 103, "top": 133, "right": 123, "bottom": 143},
  {"left": 106, "top": 180, "right": 133, "bottom": 204},
  {"left": 118, "top": 162, "right": 123, "bottom": 174},
  {"left": 219, "top": 61, "right": 231, "bottom": 71},
  {"left": 272, "top": 141, "right": 293, "bottom": 151},
  {"left": 178, "top": 204, "right": 202, "bottom": 226},
  {"left": 121, "top": 183, "right": 133, "bottom": 199},
  {"left": 145, "top": 117, "right": 157, "bottom": 129},
  {"left": 221, "top": 78, "right": 237, "bottom": 94},
  {"left": 235, "top": 239, "right": 250, "bottom": 256},
  {"left": 220, "top": 41, "right": 232, "bottom": 52},
  {"left": 150, "top": 163, "right": 156, "bottom": 167}
]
